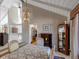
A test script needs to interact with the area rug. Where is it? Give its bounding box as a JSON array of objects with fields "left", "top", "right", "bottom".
[{"left": 54, "top": 56, "right": 65, "bottom": 59}]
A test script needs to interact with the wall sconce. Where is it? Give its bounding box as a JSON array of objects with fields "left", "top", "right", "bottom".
[
  {"left": 45, "top": 37, "right": 48, "bottom": 41},
  {"left": 64, "top": 21, "right": 67, "bottom": 24}
]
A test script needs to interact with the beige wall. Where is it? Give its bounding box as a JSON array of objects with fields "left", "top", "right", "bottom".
[{"left": 29, "top": 5, "right": 66, "bottom": 48}]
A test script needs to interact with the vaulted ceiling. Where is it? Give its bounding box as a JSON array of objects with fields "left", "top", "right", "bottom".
[
  {"left": 27, "top": 0, "right": 78, "bottom": 17},
  {"left": 0, "top": 0, "right": 79, "bottom": 20},
  {"left": 28, "top": 0, "right": 78, "bottom": 10}
]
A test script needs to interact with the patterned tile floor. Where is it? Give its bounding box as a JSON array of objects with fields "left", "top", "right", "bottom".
[
  {"left": 0, "top": 44, "right": 49, "bottom": 59},
  {"left": 0, "top": 46, "right": 70, "bottom": 59}
]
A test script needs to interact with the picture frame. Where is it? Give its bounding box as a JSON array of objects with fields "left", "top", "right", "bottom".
[
  {"left": 12, "top": 27, "right": 18, "bottom": 33},
  {"left": 43, "top": 24, "right": 50, "bottom": 31}
]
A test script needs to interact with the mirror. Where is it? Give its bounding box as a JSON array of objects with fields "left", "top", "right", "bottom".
[
  {"left": 58, "top": 24, "right": 65, "bottom": 52},
  {"left": 57, "top": 24, "right": 70, "bottom": 55},
  {"left": 29, "top": 24, "right": 37, "bottom": 44}
]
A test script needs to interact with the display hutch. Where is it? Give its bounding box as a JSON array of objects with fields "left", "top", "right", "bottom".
[{"left": 58, "top": 24, "right": 70, "bottom": 55}]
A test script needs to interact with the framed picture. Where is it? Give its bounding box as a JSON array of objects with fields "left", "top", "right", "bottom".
[
  {"left": 12, "top": 27, "right": 18, "bottom": 33},
  {"left": 43, "top": 24, "right": 50, "bottom": 31}
]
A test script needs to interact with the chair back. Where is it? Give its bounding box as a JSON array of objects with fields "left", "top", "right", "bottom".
[{"left": 9, "top": 40, "right": 19, "bottom": 52}]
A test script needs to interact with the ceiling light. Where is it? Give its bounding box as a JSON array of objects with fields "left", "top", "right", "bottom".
[{"left": 21, "top": 0, "right": 30, "bottom": 22}]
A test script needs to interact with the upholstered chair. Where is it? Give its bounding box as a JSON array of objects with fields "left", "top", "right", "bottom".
[{"left": 8, "top": 40, "right": 19, "bottom": 53}]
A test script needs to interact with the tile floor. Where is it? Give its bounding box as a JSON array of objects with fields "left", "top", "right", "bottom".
[{"left": 0, "top": 46, "right": 71, "bottom": 59}]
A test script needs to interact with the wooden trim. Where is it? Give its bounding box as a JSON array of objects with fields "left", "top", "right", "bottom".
[
  {"left": 0, "top": 51, "right": 9, "bottom": 57},
  {"left": 70, "top": 4, "right": 79, "bottom": 20},
  {"left": 64, "top": 24, "right": 69, "bottom": 55},
  {"left": 0, "top": 47, "right": 8, "bottom": 52}
]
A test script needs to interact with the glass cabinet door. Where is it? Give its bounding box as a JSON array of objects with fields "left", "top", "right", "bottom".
[{"left": 58, "top": 24, "right": 70, "bottom": 55}]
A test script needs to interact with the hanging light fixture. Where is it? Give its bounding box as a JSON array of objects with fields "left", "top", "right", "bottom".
[{"left": 20, "top": 0, "right": 30, "bottom": 22}]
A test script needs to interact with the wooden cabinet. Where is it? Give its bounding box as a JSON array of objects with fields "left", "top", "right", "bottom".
[
  {"left": 58, "top": 24, "right": 70, "bottom": 55},
  {"left": 0, "top": 33, "right": 8, "bottom": 46}
]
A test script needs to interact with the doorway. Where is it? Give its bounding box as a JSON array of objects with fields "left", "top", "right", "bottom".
[{"left": 29, "top": 24, "right": 37, "bottom": 44}]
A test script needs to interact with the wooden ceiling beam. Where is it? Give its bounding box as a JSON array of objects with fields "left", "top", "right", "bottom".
[{"left": 70, "top": 4, "right": 79, "bottom": 20}]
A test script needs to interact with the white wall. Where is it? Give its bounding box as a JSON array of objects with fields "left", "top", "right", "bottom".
[
  {"left": 0, "top": 14, "right": 8, "bottom": 25},
  {"left": 8, "top": 5, "right": 29, "bottom": 44},
  {"left": 29, "top": 5, "right": 66, "bottom": 48},
  {"left": 71, "top": 14, "right": 79, "bottom": 59},
  {"left": 8, "top": 7, "right": 22, "bottom": 43},
  {"left": 8, "top": 7, "right": 22, "bottom": 24}
]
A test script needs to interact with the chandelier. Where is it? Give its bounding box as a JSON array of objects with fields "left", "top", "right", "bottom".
[
  {"left": 23, "top": 7, "right": 30, "bottom": 22},
  {"left": 21, "top": 0, "right": 30, "bottom": 22}
]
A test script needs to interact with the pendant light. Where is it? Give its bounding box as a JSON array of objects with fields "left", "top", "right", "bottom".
[{"left": 21, "top": 0, "right": 30, "bottom": 22}]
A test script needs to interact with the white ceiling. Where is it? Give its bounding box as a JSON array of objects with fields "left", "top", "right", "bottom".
[
  {"left": 32, "top": 0, "right": 78, "bottom": 10},
  {"left": 0, "top": 0, "right": 3, "bottom": 4},
  {"left": 0, "top": 0, "right": 21, "bottom": 20},
  {"left": 27, "top": 0, "right": 78, "bottom": 17},
  {"left": 0, "top": 0, "right": 20, "bottom": 8},
  {"left": 28, "top": 4, "right": 67, "bottom": 20},
  {"left": 0, "top": 0, "right": 78, "bottom": 10},
  {"left": 0, "top": 0, "right": 79, "bottom": 20}
]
